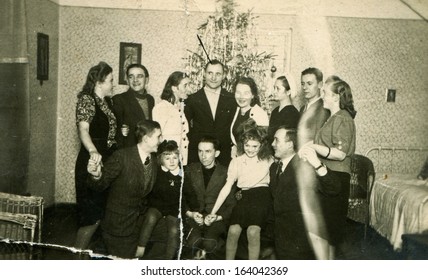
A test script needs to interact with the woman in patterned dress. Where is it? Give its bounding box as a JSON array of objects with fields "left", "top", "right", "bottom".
[{"left": 74, "top": 62, "right": 117, "bottom": 249}]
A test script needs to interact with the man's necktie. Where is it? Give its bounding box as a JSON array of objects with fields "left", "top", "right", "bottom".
[{"left": 276, "top": 161, "right": 283, "bottom": 181}]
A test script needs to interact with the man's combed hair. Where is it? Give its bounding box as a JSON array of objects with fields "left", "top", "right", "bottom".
[
  {"left": 205, "top": 59, "right": 225, "bottom": 72},
  {"left": 277, "top": 126, "right": 297, "bottom": 152},
  {"left": 135, "top": 120, "right": 160, "bottom": 143},
  {"left": 126, "top": 63, "right": 149, "bottom": 78},
  {"left": 199, "top": 135, "right": 221, "bottom": 151},
  {"left": 301, "top": 67, "right": 323, "bottom": 83}
]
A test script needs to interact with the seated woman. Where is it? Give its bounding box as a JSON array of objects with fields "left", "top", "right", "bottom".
[
  {"left": 208, "top": 124, "right": 273, "bottom": 260},
  {"left": 230, "top": 76, "right": 269, "bottom": 157},
  {"left": 136, "top": 140, "right": 197, "bottom": 259}
]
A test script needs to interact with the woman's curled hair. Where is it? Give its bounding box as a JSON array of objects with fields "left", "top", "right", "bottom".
[
  {"left": 78, "top": 61, "right": 112, "bottom": 98},
  {"left": 236, "top": 119, "right": 271, "bottom": 160},
  {"left": 329, "top": 80, "right": 357, "bottom": 119}
]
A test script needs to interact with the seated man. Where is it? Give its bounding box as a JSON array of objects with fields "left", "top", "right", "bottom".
[
  {"left": 87, "top": 120, "right": 162, "bottom": 259},
  {"left": 183, "top": 136, "right": 236, "bottom": 259}
]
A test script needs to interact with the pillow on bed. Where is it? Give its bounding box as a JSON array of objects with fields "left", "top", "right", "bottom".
[{"left": 417, "top": 156, "right": 428, "bottom": 180}]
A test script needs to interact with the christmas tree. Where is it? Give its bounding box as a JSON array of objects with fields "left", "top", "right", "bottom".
[{"left": 184, "top": 0, "right": 276, "bottom": 112}]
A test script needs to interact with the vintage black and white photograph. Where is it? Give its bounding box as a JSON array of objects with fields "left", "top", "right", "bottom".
[{"left": 0, "top": 0, "right": 427, "bottom": 270}]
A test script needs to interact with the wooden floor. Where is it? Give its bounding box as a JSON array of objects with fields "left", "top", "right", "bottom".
[{"left": 41, "top": 203, "right": 404, "bottom": 260}]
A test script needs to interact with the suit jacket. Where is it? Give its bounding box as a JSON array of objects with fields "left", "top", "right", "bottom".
[
  {"left": 184, "top": 88, "right": 236, "bottom": 166},
  {"left": 298, "top": 98, "right": 330, "bottom": 148},
  {"left": 88, "top": 146, "right": 157, "bottom": 237},
  {"left": 269, "top": 156, "right": 315, "bottom": 259},
  {"left": 112, "top": 89, "right": 155, "bottom": 148},
  {"left": 270, "top": 155, "right": 343, "bottom": 259},
  {"left": 184, "top": 162, "right": 235, "bottom": 222}
]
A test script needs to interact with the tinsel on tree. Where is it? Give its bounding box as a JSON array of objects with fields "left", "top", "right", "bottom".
[{"left": 184, "top": 0, "right": 276, "bottom": 112}]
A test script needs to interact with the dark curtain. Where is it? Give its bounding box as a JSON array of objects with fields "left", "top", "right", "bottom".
[{"left": 0, "top": 0, "right": 29, "bottom": 194}]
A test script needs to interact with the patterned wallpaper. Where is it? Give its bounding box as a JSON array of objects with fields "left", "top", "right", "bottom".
[
  {"left": 55, "top": 7, "right": 210, "bottom": 203},
  {"left": 257, "top": 14, "right": 428, "bottom": 171},
  {"left": 26, "top": 2, "right": 428, "bottom": 203},
  {"left": 26, "top": 0, "right": 59, "bottom": 206}
]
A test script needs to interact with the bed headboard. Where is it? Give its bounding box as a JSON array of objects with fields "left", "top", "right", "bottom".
[{"left": 365, "top": 147, "right": 428, "bottom": 174}]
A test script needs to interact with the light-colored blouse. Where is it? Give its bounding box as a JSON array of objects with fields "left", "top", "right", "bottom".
[
  {"left": 226, "top": 154, "right": 272, "bottom": 189},
  {"left": 153, "top": 100, "right": 189, "bottom": 165}
]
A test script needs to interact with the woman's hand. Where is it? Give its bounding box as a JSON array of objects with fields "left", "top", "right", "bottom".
[
  {"left": 121, "top": 124, "right": 129, "bottom": 137},
  {"left": 89, "top": 150, "right": 102, "bottom": 166},
  {"left": 204, "top": 214, "right": 216, "bottom": 226},
  {"left": 187, "top": 211, "right": 204, "bottom": 225},
  {"left": 87, "top": 159, "right": 102, "bottom": 178},
  {"left": 298, "top": 145, "right": 321, "bottom": 169}
]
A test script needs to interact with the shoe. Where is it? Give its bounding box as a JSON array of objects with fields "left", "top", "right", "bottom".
[{"left": 193, "top": 249, "right": 206, "bottom": 260}]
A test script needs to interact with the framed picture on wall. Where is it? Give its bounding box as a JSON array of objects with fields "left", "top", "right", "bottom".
[
  {"left": 37, "top": 33, "right": 49, "bottom": 85},
  {"left": 119, "top": 42, "right": 142, "bottom": 85}
]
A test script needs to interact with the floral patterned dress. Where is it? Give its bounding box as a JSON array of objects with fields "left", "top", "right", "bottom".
[{"left": 74, "top": 94, "right": 117, "bottom": 226}]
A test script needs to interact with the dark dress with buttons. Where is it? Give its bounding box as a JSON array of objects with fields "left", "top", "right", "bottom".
[
  {"left": 268, "top": 104, "right": 300, "bottom": 142},
  {"left": 75, "top": 94, "right": 117, "bottom": 226}
]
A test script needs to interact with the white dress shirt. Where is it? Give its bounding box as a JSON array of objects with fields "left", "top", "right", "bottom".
[{"left": 204, "top": 86, "right": 221, "bottom": 120}]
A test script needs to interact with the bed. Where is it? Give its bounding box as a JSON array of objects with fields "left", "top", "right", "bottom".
[{"left": 366, "top": 147, "right": 428, "bottom": 250}]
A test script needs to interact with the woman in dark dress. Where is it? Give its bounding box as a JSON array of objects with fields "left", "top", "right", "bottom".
[
  {"left": 268, "top": 75, "right": 300, "bottom": 142},
  {"left": 74, "top": 62, "right": 117, "bottom": 249}
]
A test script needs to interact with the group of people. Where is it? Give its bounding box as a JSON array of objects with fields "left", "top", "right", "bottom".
[{"left": 74, "top": 59, "right": 357, "bottom": 260}]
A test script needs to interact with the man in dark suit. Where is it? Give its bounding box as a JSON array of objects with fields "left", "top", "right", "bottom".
[
  {"left": 271, "top": 126, "right": 342, "bottom": 259},
  {"left": 87, "top": 120, "right": 162, "bottom": 259},
  {"left": 183, "top": 136, "right": 236, "bottom": 259},
  {"left": 270, "top": 127, "right": 316, "bottom": 259},
  {"left": 112, "top": 64, "right": 155, "bottom": 148},
  {"left": 185, "top": 59, "right": 236, "bottom": 166},
  {"left": 298, "top": 67, "right": 330, "bottom": 148}
]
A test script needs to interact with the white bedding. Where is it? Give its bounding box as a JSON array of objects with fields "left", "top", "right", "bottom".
[{"left": 370, "top": 173, "right": 428, "bottom": 250}]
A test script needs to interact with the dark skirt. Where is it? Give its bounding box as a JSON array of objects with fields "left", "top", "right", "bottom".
[
  {"left": 230, "top": 187, "right": 271, "bottom": 229},
  {"left": 320, "top": 171, "right": 350, "bottom": 246},
  {"left": 74, "top": 144, "right": 115, "bottom": 227}
]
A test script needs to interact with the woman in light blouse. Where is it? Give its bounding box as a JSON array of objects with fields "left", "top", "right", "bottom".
[
  {"left": 153, "top": 71, "right": 190, "bottom": 165},
  {"left": 208, "top": 125, "right": 273, "bottom": 260}
]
